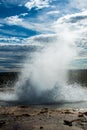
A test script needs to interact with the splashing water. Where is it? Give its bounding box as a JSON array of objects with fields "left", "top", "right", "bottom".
[
  {"left": 0, "top": 23, "right": 87, "bottom": 105},
  {"left": 12, "top": 28, "right": 87, "bottom": 105}
]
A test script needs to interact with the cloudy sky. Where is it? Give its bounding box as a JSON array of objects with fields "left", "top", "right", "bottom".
[{"left": 0, "top": 0, "right": 87, "bottom": 70}]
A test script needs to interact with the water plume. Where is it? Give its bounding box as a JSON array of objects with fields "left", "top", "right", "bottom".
[
  {"left": 0, "top": 22, "right": 87, "bottom": 105},
  {"left": 13, "top": 26, "right": 87, "bottom": 104}
]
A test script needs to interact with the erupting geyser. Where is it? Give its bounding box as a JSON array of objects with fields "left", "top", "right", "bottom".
[
  {"left": 0, "top": 23, "right": 87, "bottom": 105},
  {"left": 13, "top": 27, "right": 87, "bottom": 104}
]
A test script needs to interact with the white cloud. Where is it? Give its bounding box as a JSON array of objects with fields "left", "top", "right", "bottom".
[
  {"left": 5, "top": 15, "right": 52, "bottom": 33},
  {"left": 2, "top": 4, "right": 87, "bottom": 55},
  {"left": 0, "top": 24, "right": 3, "bottom": 27},
  {"left": 20, "top": 13, "right": 28, "bottom": 17},
  {"left": 23, "top": 34, "right": 57, "bottom": 46},
  {"left": 47, "top": 10, "right": 60, "bottom": 15},
  {"left": 0, "top": 37, "right": 21, "bottom": 43},
  {"left": 53, "top": 10, "right": 87, "bottom": 52},
  {"left": 69, "top": 0, "right": 87, "bottom": 10},
  {"left": 53, "top": 10, "right": 87, "bottom": 34},
  {"left": 4, "top": 9, "right": 87, "bottom": 50},
  {"left": 25, "top": 0, "right": 51, "bottom": 10},
  {"left": 5, "top": 16, "right": 23, "bottom": 25},
  {"left": 54, "top": 10, "right": 87, "bottom": 24}
]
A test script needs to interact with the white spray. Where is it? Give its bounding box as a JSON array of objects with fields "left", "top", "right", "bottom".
[
  {"left": 13, "top": 24, "right": 87, "bottom": 104},
  {"left": 0, "top": 19, "right": 87, "bottom": 105}
]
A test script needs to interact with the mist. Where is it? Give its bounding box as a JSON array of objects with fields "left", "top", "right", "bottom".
[
  {"left": 12, "top": 25, "right": 87, "bottom": 104},
  {"left": 0, "top": 22, "right": 87, "bottom": 105}
]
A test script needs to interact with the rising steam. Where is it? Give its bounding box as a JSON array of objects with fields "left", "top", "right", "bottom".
[
  {"left": 0, "top": 18, "right": 87, "bottom": 105},
  {"left": 12, "top": 26, "right": 87, "bottom": 104}
]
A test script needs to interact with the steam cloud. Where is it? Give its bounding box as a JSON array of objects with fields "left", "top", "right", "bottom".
[
  {"left": 13, "top": 25, "right": 87, "bottom": 104},
  {"left": 0, "top": 17, "right": 87, "bottom": 105}
]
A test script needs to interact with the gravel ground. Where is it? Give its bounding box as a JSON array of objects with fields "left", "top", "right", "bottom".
[{"left": 0, "top": 106, "right": 86, "bottom": 130}]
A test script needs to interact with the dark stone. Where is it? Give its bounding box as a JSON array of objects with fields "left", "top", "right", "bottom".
[
  {"left": 40, "top": 126, "right": 44, "bottom": 129},
  {"left": 64, "top": 120, "right": 72, "bottom": 126},
  {"left": 83, "top": 112, "right": 87, "bottom": 116},
  {"left": 78, "top": 114, "right": 84, "bottom": 117},
  {"left": 19, "top": 106, "right": 28, "bottom": 108},
  {"left": 0, "top": 120, "right": 5, "bottom": 127},
  {"left": 22, "top": 114, "right": 30, "bottom": 117}
]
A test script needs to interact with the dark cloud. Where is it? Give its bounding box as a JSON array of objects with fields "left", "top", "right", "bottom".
[{"left": 68, "top": 15, "right": 87, "bottom": 23}]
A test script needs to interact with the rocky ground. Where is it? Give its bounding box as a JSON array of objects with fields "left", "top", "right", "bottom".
[{"left": 0, "top": 106, "right": 87, "bottom": 130}]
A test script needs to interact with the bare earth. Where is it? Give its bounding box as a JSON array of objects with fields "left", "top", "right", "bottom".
[{"left": 0, "top": 106, "right": 87, "bottom": 130}]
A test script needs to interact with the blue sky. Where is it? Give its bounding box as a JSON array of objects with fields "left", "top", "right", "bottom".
[
  {"left": 0, "top": 0, "right": 87, "bottom": 45},
  {"left": 0, "top": 0, "right": 87, "bottom": 70},
  {"left": 0, "top": 0, "right": 82, "bottom": 44}
]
